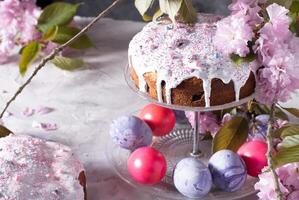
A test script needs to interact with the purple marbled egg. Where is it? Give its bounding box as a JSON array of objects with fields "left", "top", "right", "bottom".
[
  {"left": 208, "top": 150, "right": 247, "bottom": 192},
  {"left": 173, "top": 157, "right": 212, "bottom": 198},
  {"left": 109, "top": 116, "right": 153, "bottom": 151}
]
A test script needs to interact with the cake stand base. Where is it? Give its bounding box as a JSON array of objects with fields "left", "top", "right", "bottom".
[{"left": 105, "top": 128, "right": 257, "bottom": 200}]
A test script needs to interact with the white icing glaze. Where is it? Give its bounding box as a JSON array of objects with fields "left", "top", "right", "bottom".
[
  {"left": 0, "top": 134, "right": 85, "bottom": 200},
  {"left": 128, "top": 13, "right": 257, "bottom": 107}
]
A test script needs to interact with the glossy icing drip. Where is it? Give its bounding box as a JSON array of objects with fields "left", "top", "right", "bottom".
[
  {"left": 129, "top": 13, "right": 256, "bottom": 107},
  {"left": 0, "top": 134, "right": 84, "bottom": 200}
]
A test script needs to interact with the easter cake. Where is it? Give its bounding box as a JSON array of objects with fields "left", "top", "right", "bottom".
[
  {"left": 0, "top": 134, "right": 87, "bottom": 200},
  {"left": 128, "top": 13, "right": 256, "bottom": 107}
]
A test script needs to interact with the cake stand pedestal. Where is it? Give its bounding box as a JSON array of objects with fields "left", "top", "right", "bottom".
[{"left": 105, "top": 66, "right": 257, "bottom": 200}]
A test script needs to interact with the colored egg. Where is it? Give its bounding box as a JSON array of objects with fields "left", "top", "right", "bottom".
[
  {"left": 237, "top": 140, "right": 268, "bottom": 177},
  {"left": 173, "top": 157, "right": 212, "bottom": 198},
  {"left": 109, "top": 116, "right": 153, "bottom": 151},
  {"left": 208, "top": 150, "right": 247, "bottom": 192},
  {"left": 255, "top": 114, "right": 270, "bottom": 124},
  {"left": 248, "top": 115, "right": 269, "bottom": 141},
  {"left": 127, "top": 147, "right": 167, "bottom": 185},
  {"left": 139, "top": 103, "right": 176, "bottom": 136},
  {"left": 173, "top": 110, "right": 187, "bottom": 124}
]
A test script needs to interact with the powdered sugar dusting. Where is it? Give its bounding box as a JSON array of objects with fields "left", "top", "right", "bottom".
[
  {"left": 0, "top": 134, "right": 84, "bottom": 199},
  {"left": 129, "top": 13, "right": 256, "bottom": 107}
]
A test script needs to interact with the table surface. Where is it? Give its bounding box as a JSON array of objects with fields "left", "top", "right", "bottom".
[{"left": 0, "top": 18, "right": 298, "bottom": 200}]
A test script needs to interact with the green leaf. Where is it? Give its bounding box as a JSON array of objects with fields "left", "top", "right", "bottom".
[
  {"left": 51, "top": 56, "right": 85, "bottom": 71},
  {"left": 230, "top": 53, "right": 257, "bottom": 66},
  {"left": 290, "top": 0, "right": 299, "bottom": 13},
  {"left": 250, "top": 102, "right": 288, "bottom": 120},
  {"left": 159, "top": 0, "right": 183, "bottom": 22},
  {"left": 0, "top": 125, "right": 11, "bottom": 138},
  {"left": 143, "top": 14, "right": 153, "bottom": 22},
  {"left": 42, "top": 25, "right": 58, "bottom": 41},
  {"left": 212, "top": 116, "right": 249, "bottom": 153},
  {"left": 153, "top": 9, "right": 163, "bottom": 21},
  {"left": 51, "top": 26, "right": 93, "bottom": 49},
  {"left": 289, "top": 0, "right": 299, "bottom": 35},
  {"left": 251, "top": 102, "right": 270, "bottom": 115},
  {"left": 268, "top": 0, "right": 292, "bottom": 8},
  {"left": 19, "top": 41, "right": 41, "bottom": 76},
  {"left": 275, "top": 106, "right": 289, "bottom": 121},
  {"left": 273, "top": 125, "right": 299, "bottom": 138},
  {"left": 135, "top": 0, "right": 155, "bottom": 16},
  {"left": 38, "top": 2, "right": 80, "bottom": 33},
  {"left": 289, "top": 15, "right": 299, "bottom": 36},
  {"left": 273, "top": 145, "right": 299, "bottom": 168},
  {"left": 176, "top": 0, "right": 197, "bottom": 24},
  {"left": 281, "top": 107, "right": 299, "bottom": 118},
  {"left": 280, "top": 135, "right": 299, "bottom": 149}
]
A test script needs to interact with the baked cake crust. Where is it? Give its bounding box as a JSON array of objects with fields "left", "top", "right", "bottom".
[
  {"left": 128, "top": 13, "right": 256, "bottom": 107},
  {"left": 79, "top": 171, "right": 88, "bottom": 200},
  {"left": 130, "top": 66, "right": 255, "bottom": 107}
]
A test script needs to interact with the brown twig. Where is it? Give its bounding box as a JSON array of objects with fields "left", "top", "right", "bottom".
[
  {"left": 266, "top": 103, "right": 283, "bottom": 200},
  {"left": 0, "top": 0, "right": 122, "bottom": 119}
]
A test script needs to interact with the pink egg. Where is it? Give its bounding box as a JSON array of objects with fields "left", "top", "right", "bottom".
[
  {"left": 127, "top": 147, "right": 167, "bottom": 185},
  {"left": 237, "top": 140, "right": 268, "bottom": 177},
  {"left": 139, "top": 104, "right": 176, "bottom": 137}
]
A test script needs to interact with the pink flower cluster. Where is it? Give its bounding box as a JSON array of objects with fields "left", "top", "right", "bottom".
[
  {"left": 214, "top": 0, "right": 265, "bottom": 56},
  {"left": 185, "top": 112, "right": 235, "bottom": 137},
  {"left": 255, "top": 163, "right": 299, "bottom": 200},
  {"left": 214, "top": 1, "right": 299, "bottom": 105},
  {"left": 0, "top": 0, "right": 41, "bottom": 63},
  {"left": 255, "top": 4, "right": 299, "bottom": 105},
  {"left": 185, "top": 111, "right": 220, "bottom": 136}
]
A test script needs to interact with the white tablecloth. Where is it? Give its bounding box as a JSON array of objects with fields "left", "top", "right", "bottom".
[{"left": 0, "top": 17, "right": 298, "bottom": 200}]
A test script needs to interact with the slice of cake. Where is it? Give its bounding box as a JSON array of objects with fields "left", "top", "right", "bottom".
[
  {"left": 129, "top": 13, "right": 256, "bottom": 107},
  {"left": 0, "top": 134, "right": 87, "bottom": 200}
]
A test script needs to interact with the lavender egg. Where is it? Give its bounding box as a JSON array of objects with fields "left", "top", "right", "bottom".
[
  {"left": 109, "top": 116, "right": 153, "bottom": 151},
  {"left": 208, "top": 150, "right": 247, "bottom": 192},
  {"left": 248, "top": 115, "right": 269, "bottom": 141},
  {"left": 173, "top": 157, "right": 212, "bottom": 198}
]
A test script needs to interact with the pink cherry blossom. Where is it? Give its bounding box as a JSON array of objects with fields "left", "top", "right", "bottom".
[
  {"left": 255, "top": 163, "right": 299, "bottom": 200},
  {"left": 221, "top": 113, "right": 233, "bottom": 125},
  {"left": 228, "top": 0, "right": 264, "bottom": 27},
  {"left": 288, "top": 191, "right": 299, "bottom": 200},
  {"left": 214, "top": 12, "right": 254, "bottom": 57},
  {"left": 43, "top": 42, "right": 59, "bottom": 55},
  {"left": 0, "top": 0, "right": 41, "bottom": 63},
  {"left": 267, "top": 3, "right": 290, "bottom": 27},
  {"left": 254, "top": 4, "right": 292, "bottom": 63},
  {"left": 254, "top": 3, "right": 299, "bottom": 105},
  {"left": 185, "top": 111, "right": 220, "bottom": 136},
  {"left": 229, "top": 0, "right": 266, "bottom": 13}
]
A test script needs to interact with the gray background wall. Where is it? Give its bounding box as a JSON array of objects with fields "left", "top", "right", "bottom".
[{"left": 59, "top": 0, "right": 231, "bottom": 20}]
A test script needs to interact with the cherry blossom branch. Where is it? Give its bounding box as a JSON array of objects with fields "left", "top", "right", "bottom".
[
  {"left": 0, "top": 0, "right": 122, "bottom": 119},
  {"left": 266, "top": 103, "right": 283, "bottom": 200}
]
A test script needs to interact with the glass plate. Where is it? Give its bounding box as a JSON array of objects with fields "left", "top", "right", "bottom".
[{"left": 105, "top": 127, "right": 258, "bottom": 200}]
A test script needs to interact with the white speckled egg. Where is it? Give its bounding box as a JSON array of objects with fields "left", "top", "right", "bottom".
[{"left": 173, "top": 157, "right": 212, "bottom": 198}]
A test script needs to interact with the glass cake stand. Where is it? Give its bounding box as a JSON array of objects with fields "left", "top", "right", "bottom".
[{"left": 105, "top": 66, "right": 257, "bottom": 200}]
